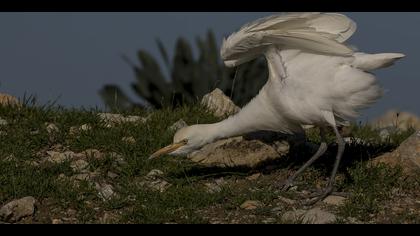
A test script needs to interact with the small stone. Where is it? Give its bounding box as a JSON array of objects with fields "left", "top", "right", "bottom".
[
  {"left": 204, "top": 183, "right": 222, "bottom": 194},
  {"left": 110, "top": 153, "right": 126, "bottom": 166},
  {"left": 70, "top": 159, "right": 89, "bottom": 172},
  {"left": 278, "top": 196, "right": 296, "bottom": 205},
  {"left": 45, "top": 151, "right": 74, "bottom": 164},
  {"left": 262, "top": 218, "right": 276, "bottom": 224},
  {"left": 271, "top": 206, "right": 283, "bottom": 215},
  {"left": 246, "top": 173, "right": 261, "bottom": 181},
  {"left": 95, "top": 183, "right": 115, "bottom": 201},
  {"left": 281, "top": 209, "right": 307, "bottom": 223},
  {"left": 52, "top": 218, "right": 63, "bottom": 224},
  {"left": 0, "top": 196, "right": 36, "bottom": 222},
  {"left": 45, "top": 123, "right": 59, "bottom": 134},
  {"left": 80, "top": 124, "right": 91, "bottom": 131},
  {"left": 4, "top": 155, "right": 16, "bottom": 162},
  {"left": 322, "top": 195, "right": 346, "bottom": 206},
  {"left": 83, "top": 149, "right": 103, "bottom": 159},
  {"left": 282, "top": 208, "right": 337, "bottom": 224},
  {"left": 69, "top": 124, "right": 91, "bottom": 135},
  {"left": 146, "top": 169, "right": 164, "bottom": 178},
  {"left": 138, "top": 170, "right": 171, "bottom": 192},
  {"left": 141, "top": 179, "right": 171, "bottom": 193},
  {"left": 290, "top": 186, "right": 298, "bottom": 191},
  {"left": 273, "top": 141, "right": 290, "bottom": 154},
  {"left": 0, "top": 118, "right": 7, "bottom": 126},
  {"left": 69, "top": 126, "right": 79, "bottom": 135},
  {"left": 57, "top": 173, "right": 66, "bottom": 180},
  {"left": 98, "top": 113, "right": 148, "bottom": 127},
  {"left": 107, "top": 171, "right": 118, "bottom": 179},
  {"left": 100, "top": 212, "right": 118, "bottom": 224},
  {"left": 379, "top": 128, "right": 391, "bottom": 141},
  {"left": 168, "top": 119, "right": 188, "bottom": 132},
  {"left": 122, "top": 136, "right": 136, "bottom": 144},
  {"left": 201, "top": 88, "right": 240, "bottom": 118},
  {"left": 343, "top": 137, "right": 365, "bottom": 145},
  {"left": 240, "top": 200, "right": 263, "bottom": 210},
  {"left": 30, "top": 130, "right": 40, "bottom": 135},
  {"left": 72, "top": 173, "right": 90, "bottom": 181}
]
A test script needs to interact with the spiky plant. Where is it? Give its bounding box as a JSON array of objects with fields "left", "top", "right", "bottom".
[{"left": 99, "top": 30, "right": 268, "bottom": 111}]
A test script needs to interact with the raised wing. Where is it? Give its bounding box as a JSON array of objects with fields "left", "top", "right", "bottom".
[{"left": 221, "top": 12, "right": 357, "bottom": 67}]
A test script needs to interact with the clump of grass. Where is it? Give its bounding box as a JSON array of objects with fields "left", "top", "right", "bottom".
[{"left": 338, "top": 162, "right": 404, "bottom": 221}]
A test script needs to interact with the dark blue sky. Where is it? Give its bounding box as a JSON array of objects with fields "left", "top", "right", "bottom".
[{"left": 0, "top": 12, "right": 418, "bottom": 120}]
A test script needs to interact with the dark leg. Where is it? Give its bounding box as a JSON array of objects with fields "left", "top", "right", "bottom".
[
  {"left": 305, "top": 125, "right": 345, "bottom": 205},
  {"left": 281, "top": 128, "right": 328, "bottom": 191}
]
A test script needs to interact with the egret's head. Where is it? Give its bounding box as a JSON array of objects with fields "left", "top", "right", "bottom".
[{"left": 148, "top": 125, "right": 212, "bottom": 160}]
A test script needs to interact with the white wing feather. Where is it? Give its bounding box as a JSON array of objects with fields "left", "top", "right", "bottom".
[{"left": 221, "top": 12, "right": 357, "bottom": 66}]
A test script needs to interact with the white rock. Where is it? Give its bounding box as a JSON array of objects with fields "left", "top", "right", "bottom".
[
  {"left": 146, "top": 169, "right": 164, "bottom": 177},
  {"left": 100, "top": 212, "right": 118, "bottom": 224},
  {"left": 45, "top": 123, "right": 59, "bottom": 134},
  {"left": 0, "top": 93, "right": 21, "bottom": 107},
  {"left": 69, "top": 124, "right": 92, "bottom": 135},
  {"left": 122, "top": 136, "right": 136, "bottom": 144},
  {"left": 277, "top": 196, "right": 296, "bottom": 205},
  {"left": 98, "top": 113, "right": 148, "bottom": 127},
  {"left": 80, "top": 124, "right": 91, "bottom": 131},
  {"left": 52, "top": 218, "right": 63, "bottom": 224},
  {"left": 168, "top": 119, "right": 188, "bottom": 132},
  {"left": 45, "top": 151, "right": 75, "bottom": 164},
  {"left": 70, "top": 159, "right": 89, "bottom": 172},
  {"left": 246, "top": 173, "right": 262, "bottom": 181},
  {"left": 282, "top": 208, "right": 337, "bottom": 224},
  {"left": 371, "top": 130, "right": 420, "bottom": 175},
  {"left": 138, "top": 169, "right": 171, "bottom": 192},
  {"left": 201, "top": 88, "right": 240, "bottom": 118},
  {"left": 322, "top": 195, "right": 346, "bottom": 206},
  {"left": 262, "top": 218, "right": 276, "bottom": 224},
  {"left": 96, "top": 183, "right": 116, "bottom": 201},
  {"left": 240, "top": 200, "right": 263, "bottom": 210},
  {"left": 107, "top": 171, "right": 118, "bottom": 179},
  {"left": 0, "top": 196, "right": 36, "bottom": 222},
  {"left": 0, "top": 118, "right": 7, "bottom": 126},
  {"left": 204, "top": 178, "right": 225, "bottom": 194},
  {"left": 83, "top": 149, "right": 103, "bottom": 159}
]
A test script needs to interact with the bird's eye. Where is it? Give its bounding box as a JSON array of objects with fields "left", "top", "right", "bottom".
[{"left": 181, "top": 139, "right": 188, "bottom": 144}]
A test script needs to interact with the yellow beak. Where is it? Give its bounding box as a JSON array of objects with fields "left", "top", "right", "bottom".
[{"left": 148, "top": 142, "right": 186, "bottom": 160}]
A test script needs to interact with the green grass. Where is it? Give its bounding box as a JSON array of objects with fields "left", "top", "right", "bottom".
[
  {"left": 0, "top": 100, "right": 418, "bottom": 224},
  {"left": 337, "top": 162, "right": 404, "bottom": 221}
]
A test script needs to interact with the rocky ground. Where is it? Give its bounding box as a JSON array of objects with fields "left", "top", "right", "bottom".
[{"left": 0, "top": 92, "right": 419, "bottom": 224}]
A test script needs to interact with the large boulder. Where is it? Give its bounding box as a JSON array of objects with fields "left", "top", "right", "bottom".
[
  {"left": 371, "top": 130, "right": 420, "bottom": 175},
  {"left": 370, "top": 110, "right": 420, "bottom": 131},
  {"left": 0, "top": 93, "right": 21, "bottom": 107},
  {"left": 188, "top": 136, "right": 289, "bottom": 168},
  {"left": 0, "top": 197, "right": 36, "bottom": 222}
]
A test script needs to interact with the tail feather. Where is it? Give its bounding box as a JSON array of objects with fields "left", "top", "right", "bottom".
[{"left": 352, "top": 52, "right": 405, "bottom": 71}]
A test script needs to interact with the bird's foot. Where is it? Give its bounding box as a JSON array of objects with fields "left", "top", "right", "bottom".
[
  {"left": 303, "top": 185, "right": 334, "bottom": 205},
  {"left": 276, "top": 177, "right": 296, "bottom": 191}
]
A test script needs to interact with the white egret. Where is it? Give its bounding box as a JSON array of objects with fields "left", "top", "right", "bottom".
[{"left": 149, "top": 12, "right": 404, "bottom": 203}]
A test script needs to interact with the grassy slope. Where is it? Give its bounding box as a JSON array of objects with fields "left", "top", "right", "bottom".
[{"left": 0, "top": 102, "right": 418, "bottom": 224}]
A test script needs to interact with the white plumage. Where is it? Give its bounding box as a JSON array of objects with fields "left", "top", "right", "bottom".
[{"left": 150, "top": 12, "right": 404, "bottom": 203}]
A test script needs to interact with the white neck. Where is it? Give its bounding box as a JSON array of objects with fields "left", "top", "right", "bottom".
[{"left": 202, "top": 46, "right": 298, "bottom": 144}]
